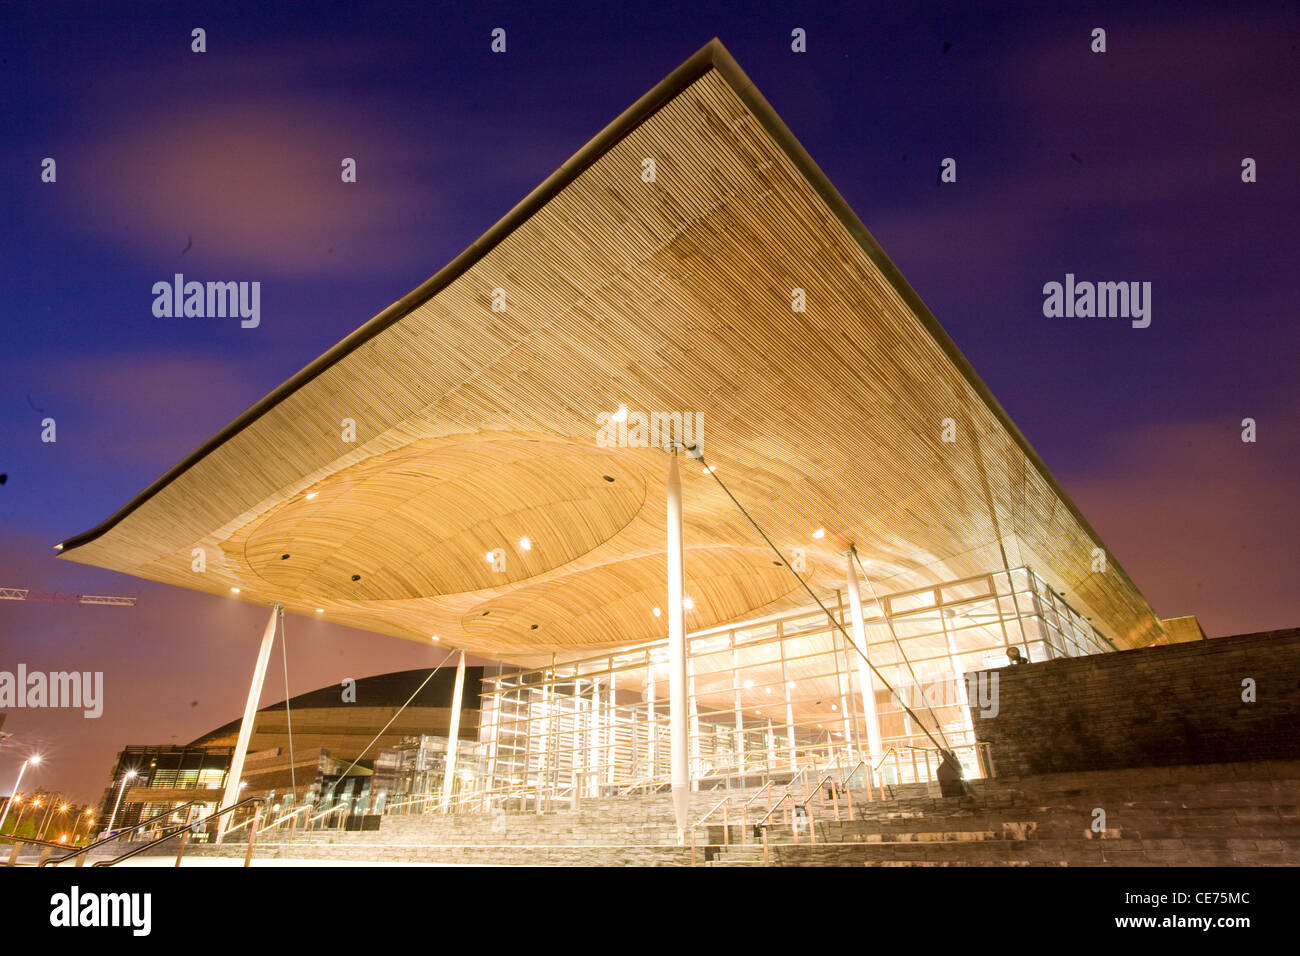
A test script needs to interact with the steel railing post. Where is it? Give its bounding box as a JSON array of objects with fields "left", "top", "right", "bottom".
[
  {"left": 243, "top": 807, "right": 261, "bottom": 868},
  {"left": 174, "top": 806, "right": 194, "bottom": 867}
]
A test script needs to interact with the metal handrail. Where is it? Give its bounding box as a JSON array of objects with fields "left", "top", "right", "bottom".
[
  {"left": 755, "top": 791, "right": 796, "bottom": 829},
  {"left": 843, "top": 759, "right": 868, "bottom": 786},
  {"left": 4, "top": 834, "right": 69, "bottom": 849},
  {"left": 93, "top": 795, "right": 263, "bottom": 867},
  {"left": 689, "top": 793, "right": 734, "bottom": 863},
  {"left": 617, "top": 774, "right": 666, "bottom": 795},
  {"left": 258, "top": 804, "right": 312, "bottom": 832},
  {"left": 40, "top": 799, "right": 204, "bottom": 867},
  {"left": 811, "top": 769, "right": 838, "bottom": 793},
  {"left": 739, "top": 781, "right": 774, "bottom": 811},
  {"left": 304, "top": 802, "right": 350, "bottom": 827},
  {"left": 693, "top": 795, "right": 730, "bottom": 829},
  {"left": 779, "top": 766, "right": 810, "bottom": 803},
  {"left": 383, "top": 795, "right": 437, "bottom": 814},
  {"left": 224, "top": 799, "right": 293, "bottom": 836},
  {"left": 872, "top": 747, "right": 899, "bottom": 773},
  {"left": 753, "top": 766, "right": 822, "bottom": 835}
]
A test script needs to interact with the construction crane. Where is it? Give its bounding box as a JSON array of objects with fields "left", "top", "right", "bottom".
[{"left": 0, "top": 587, "right": 136, "bottom": 607}]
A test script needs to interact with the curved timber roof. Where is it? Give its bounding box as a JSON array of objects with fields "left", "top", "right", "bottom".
[{"left": 59, "top": 39, "right": 1167, "bottom": 663}]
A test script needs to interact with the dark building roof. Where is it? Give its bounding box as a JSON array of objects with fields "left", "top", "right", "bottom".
[{"left": 189, "top": 666, "right": 484, "bottom": 748}]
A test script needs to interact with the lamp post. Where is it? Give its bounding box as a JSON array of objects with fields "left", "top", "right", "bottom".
[
  {"left": 4, "top": 796, "right": 25, "bottom": 836},
  {"left": 39, "top": 802, "right": 69, "bottom": 841},
  {"left": 15, "top": 799, "right": 38, "bottom": 839},
  {"left": 72, "top": 808, "right": 94, "bottom": 844},
  {"left": 104, "top": 770, "right": 137, "bottom": 838},
  {"left": 0, "top": 754, "right": 41, "bottom": 835},
  {"left": 36, "top": 799, "right": 58, "bottom": 841}
]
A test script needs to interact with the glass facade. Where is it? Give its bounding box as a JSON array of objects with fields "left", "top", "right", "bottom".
[
  {"left": 370, "top": 734, "right": 483, "bottom": 813},
  {"left": 469, "top": 566, "right": 1115, "bottom": 808},
  {"left": 100, "top": 745, "right": 233, "bottom": 832}
]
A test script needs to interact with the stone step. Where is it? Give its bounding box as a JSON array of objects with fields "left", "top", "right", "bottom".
[{"left": 96, "top": 759, "right": 1300, "bottom": 867}]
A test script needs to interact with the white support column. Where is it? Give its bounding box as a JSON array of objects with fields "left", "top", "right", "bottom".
[
  {"left": 835, "top": 650, "right": 855, "bottom": 763},
  {"left": 646, "top": 661, "right": 658, "bottom": 779},
  {"left": 605, "top": 672, "right": 617, "bottom": 786},
  {"left": 483, "top": 687, "right": 499, "bottom": 811},
  {"left": 780, "top": 634, "right": 797, "bottom": 769},
  {"left": 591, "top": 678, "right": 602, "bottom": 797},
  {"left": 766, "top": 718, "right": 777, "bottom": 774},
  {"left": 538, "top": 677, "right": 551, "bottom": 814},
  {"left": 732, "top": 642, "right": 745, "bottom": 775},
  {"left": 844, "top": 553, "right": 884, "bottom": 766},
  {"left": 574, "top": 678, "right": 585, "bottom": 796},
  {"left": 666, "top": 451, "right": 689, "bottom": 841},
  {"left": 440, "top": 651, "right": 467, "bottom": 811},
  {"left": 688, "top": 649, "right": 701, "bottom": 789},
  {"left": 217, "top": 604, "right": 280, "bottom": 841}
]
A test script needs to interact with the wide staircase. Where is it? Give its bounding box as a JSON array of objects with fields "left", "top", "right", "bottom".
[{"left": 121, "top": 759, "right": 1300, "bottom": 866}]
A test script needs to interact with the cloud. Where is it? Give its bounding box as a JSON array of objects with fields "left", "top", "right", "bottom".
[{"left": 59, "top": 96, "right": 443, "bottom": 277}]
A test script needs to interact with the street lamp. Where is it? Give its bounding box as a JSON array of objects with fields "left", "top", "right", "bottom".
[
  {"left": 71, "top": 808, "right": 94, "bottom": 844},
  {"left": 6, "top": 796, "right": 30, "bottom": 838},
  {"left": 0, "top": 754, "right": 41, "bottom": 835},
  {"left": 104, "top": 770, "right": 137, "bottom": 838},
  {"left": 22, "top": 799, "right": 42, "bottom": 838},
  {"left": 36, "top": 799, "right": 58, "bottom": 841},
  {"left": 39, "top": 802, "right": 70, "bottom": 841}
]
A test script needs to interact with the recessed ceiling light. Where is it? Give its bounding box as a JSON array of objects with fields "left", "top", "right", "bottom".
[
  {"left": 230, "top": 587, "right": 240, "bottom": 594},
  {"left": 305, "top": 492, "right": 318, "bottom": 500},
  {"left": 683, "top": 597, "right": 694, "bottom": 610},
  {"left": 652, "top": 607, "right": 661, "bottom": 617},
  {"left": 702, "top": 465, "right": 715, "bottom": 474},
  {"left": 787, "top": 681, "right": 795, "bottom": 689},
  {"left": 765, "top": 687, "right": 772, "bottom": 695},
  {"left": 315, "top": 608, "right": 323, "bottom": 614},
  {"left": 519, "top": 536, "right": 531, "bottom": 551},
  {"left": 831, "top": 703, "right": 838, "bottom": 711},
  {"left": 430, "top": 635, "right": 439, "bottom": 642},
  {"left": 812, "top": 528, "right": 825, "bottom": 539},
  {"left": 743, "top": 679, "right": 754, "bottom": 689}
]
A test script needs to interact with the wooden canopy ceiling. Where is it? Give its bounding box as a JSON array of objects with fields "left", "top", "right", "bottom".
[{"left": 59, "top": 40, "right": 1167, "bottom": 665}]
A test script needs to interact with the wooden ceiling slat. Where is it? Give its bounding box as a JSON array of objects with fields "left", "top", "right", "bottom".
[{"left": 61, "top": 62, "right": 1165, "bottom": 664}]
